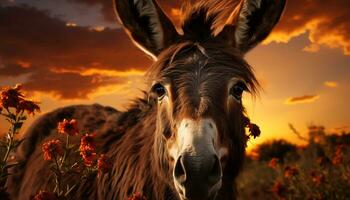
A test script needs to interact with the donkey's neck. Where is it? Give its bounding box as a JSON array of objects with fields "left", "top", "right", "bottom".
[{"left": 100, "top": 100, "right": 176, "bottom": 200}]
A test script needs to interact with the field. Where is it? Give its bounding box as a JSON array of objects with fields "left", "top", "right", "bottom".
[
  {"left": 1, "top": 85, "right": 349, "bottom": 199},
  {"left": 237, "top": 126, "right": 350, "bottom": 200}
]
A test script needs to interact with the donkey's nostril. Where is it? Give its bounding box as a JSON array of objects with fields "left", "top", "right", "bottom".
[
  {"left": 174, "top": 155, "right": 186, "bottom": 184},
  {"left": 208, "top": 155, "right": 221, "bottom": 184}
]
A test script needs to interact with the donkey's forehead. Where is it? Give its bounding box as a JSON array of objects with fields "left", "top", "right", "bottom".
[{"left": 155, "top": 43, "right": 251, "bottom": 84}]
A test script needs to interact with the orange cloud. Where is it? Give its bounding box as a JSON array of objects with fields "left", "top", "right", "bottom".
[
  {"left": 324, "top": 81, "right": 338, "bottom": 88},
  {"left": 51, "top": 68, "right": 145, "bottom": 77},
  {"left": 66, "top": 22, "right": 77, "bottom": 27},
  {"left": 265, "top": 0, "right": 350, "bottom": 55},
  {"left": 69, "top": 0, "right": 350, "bottom": 56},
  {"left": 285, "top": 95, "right": 320, "bottom": 105}
]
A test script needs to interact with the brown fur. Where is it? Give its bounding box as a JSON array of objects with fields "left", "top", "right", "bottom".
[{"left": 5, "top": 0, "right": 283, "bottom": 199}]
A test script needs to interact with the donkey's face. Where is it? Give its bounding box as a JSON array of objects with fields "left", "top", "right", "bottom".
[{"left": 114, "top": 0, "right": 285, "bottom": 199}]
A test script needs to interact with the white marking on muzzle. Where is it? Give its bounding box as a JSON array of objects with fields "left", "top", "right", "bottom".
[{"left": 178, "top": 118, "right": 217, "bottom": 158}]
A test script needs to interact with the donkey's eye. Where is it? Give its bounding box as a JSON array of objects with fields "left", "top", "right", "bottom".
[
  {"left": 151, "top": 83, "right": 166, "bottom": 99},
  {"left": 230, "top": 82, "right": 247, "bottom": 101}
]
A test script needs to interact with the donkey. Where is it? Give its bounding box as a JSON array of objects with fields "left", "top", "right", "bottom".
[{"left": 7, "top": 0, "right": 285, "bottom": 199}]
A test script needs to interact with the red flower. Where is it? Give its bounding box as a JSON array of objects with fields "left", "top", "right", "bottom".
[
  {"left": 32, "top": 191, "right": 57, "bottom": 200},
  {"left": 17, "top": 99, "right": 40, "bottom": 115},
  {"left": 332, "top": 154, "right": 343, "bottom": 165},
  {"left": 98, "top": 154, "right": 112, "bottom": 175},
  {"left": 80, "top": 149, "right": 97, "bottom": 167},
  {"left": 80, "top": 133, "right": 96, "bottom": 152},
  {"left": 332, "top": 144, "right": 345, "bottom": 165},
  {"left": 310, "top": 171, "right": 325, "bottom": 186},
  {"left": 0, "top": 84, "right": 24, "bottom": 109},
  {"left": 268, "top": 158, "right": 279, "bottom": 169},
  {"left": 284, "top": 166, "right": 298, "bottom": 178},
  {"left": 335, "top": 144, "right": 345, "bottom": 154},
  {"left": 80, "top": 133, "right": 97, "bottom": 166},
  {"left": 57, "top": 119, "right": 79, "bottom": 136},
  {"left": 42, "top": 139, "right": 63, "bottom": 161},
  {"left": 128, "top": 193, "right": 147, "bottom": 200}
]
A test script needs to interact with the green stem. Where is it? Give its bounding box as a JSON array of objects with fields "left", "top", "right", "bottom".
[
  {"left": 2, "top": 110, "right": 18, "bottom": 163},
  {"left": 53, "top": 155, "right": 62, "bottom": 195},
  {"left": 60, "top": 135, "right": 69, "bottom": 167}
]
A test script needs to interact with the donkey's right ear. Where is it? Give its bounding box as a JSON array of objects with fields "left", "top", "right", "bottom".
[{"left": 114, "top": 0, "right": 179, "bottom": 60}]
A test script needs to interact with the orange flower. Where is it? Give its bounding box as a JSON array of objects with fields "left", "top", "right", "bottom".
[
  {"left": 80, "top": 133, "right": 96, "bottom": 152},
  {"left": 284, "top": 166, "right": 298, "bottom": 178},
  {"left": 80, "top": 149, "right": 97, "bottom": 167},
  {"left": 128, "top": 193, "right": 147, "bottom": 200},
  {"left": 57, "top": 119, "right": 79, "bottom": 136},
  {"left": 32, "top": 190, "right": 57, "bottom": 200},
  {"left": 268, "top": 158, "right": 279, "bottom": 169},
  {"left": 335, "top": 144, "right": 345, "bottom": 154},
  {"left": 17, "top": 99, "right": 40, "bottom": 115},
  {"left": 271, "top": 181, "right": 286, "bottom": 198},
  {"left": 332, "top": 154, "right": 343, "bottom": 165},
  {"left": 80, "top": 133, "right": 97, "bottom": 166},
  {"left": 332, "top": 144, "right": 345, "bottom": 165},
  {"left": 97, "top": 154, "right": 112, "bottom": 175},
  {"left": 0, "top": 84, "right": 24, "bottom": 109},
  {"left": 248, "top": 123, "right": 261, "bottom": 139},
  {"left": 42, "top": 139, "right": 63, "bottom": 161},
  {"left": 310, "top": 171, "right": 325, "bottom": 186}
]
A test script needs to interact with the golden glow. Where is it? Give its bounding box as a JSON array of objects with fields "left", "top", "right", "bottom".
[
  {"left": 17, "top": 61, "right": 31, "bottom": 68},
  {"left": 50, "top": 67, "right": 145, "bottom": 77},
  {"left": 285, "top": 95, "right": 320, "bottom": 105},
  {"left": 264, "top": 18, "right": 350, "bottom": 56},
  {"left": 66, "top": 22, "right": 77, "bottom": 27},
  {"left": 171, "top": 8, "right": 181, "bottom": 18},
  {"left": 90, "top": 26, "right": 105, "bottom": 32},
  {"left": 303, "top": 43, "right": 320, "bottom": 53},
  {"left": 324, "top": 81, "right": 338, "bottom": 88}
]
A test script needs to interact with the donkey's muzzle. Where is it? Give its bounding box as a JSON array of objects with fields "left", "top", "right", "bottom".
[{"left": 174, "top": 154, "right": 222, "bottom": 200}]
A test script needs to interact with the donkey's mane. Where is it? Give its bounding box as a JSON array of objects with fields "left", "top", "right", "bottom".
[{"left": 180, "top": 0, "right": 241, "bottom": 39}]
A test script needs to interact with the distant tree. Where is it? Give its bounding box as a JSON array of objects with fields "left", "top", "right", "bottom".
[{"left": 255, "top": 140, "right": 298, "bottom": 162}]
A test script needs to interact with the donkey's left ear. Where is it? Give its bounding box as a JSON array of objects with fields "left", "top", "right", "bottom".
[
  {"left": 114, "top": 0, "right": 179, "bottom": 60},
  {"left": 219, "top": 0, "right": 286, "bottom": 54}
]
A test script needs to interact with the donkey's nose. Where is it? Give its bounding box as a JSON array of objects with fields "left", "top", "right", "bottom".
[{"left": 174, "top": 154, "right": 222, "bottom": 198}]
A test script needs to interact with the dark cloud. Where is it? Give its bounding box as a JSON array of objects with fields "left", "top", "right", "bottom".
[
  {"left": 0, "top": 63, "right": 30, "bottom": 76},
  {"left": 67, "top": 0, "right": 182, "bottom": 23},
  {"left": 24, "top": 68, "right": 125, "bottom": 99},
  {"left": 285, "top": 95, "right": 320, "bottom": 105},
  {"left": 0, "top": 5, "right": 150, "bottom": 99},
  {"left": 71, "top": 0, "right": 350, "bottom": 55}
]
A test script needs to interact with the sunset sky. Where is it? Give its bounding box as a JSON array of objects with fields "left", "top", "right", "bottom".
[{"left": 1, "top": 0, "right": 349, "bottom": 150}]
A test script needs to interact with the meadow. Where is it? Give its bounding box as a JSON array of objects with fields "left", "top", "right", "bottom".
[
  {"left": 237, "top": 126, "right": 350, "bottom": 200},
  {"left": 1, "top": 85, "right": 349, "bottom": 200}
]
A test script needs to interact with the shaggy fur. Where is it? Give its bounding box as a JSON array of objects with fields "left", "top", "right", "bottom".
[{"left": 7, "top": 0, "right": 285, "bottom": 199}]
